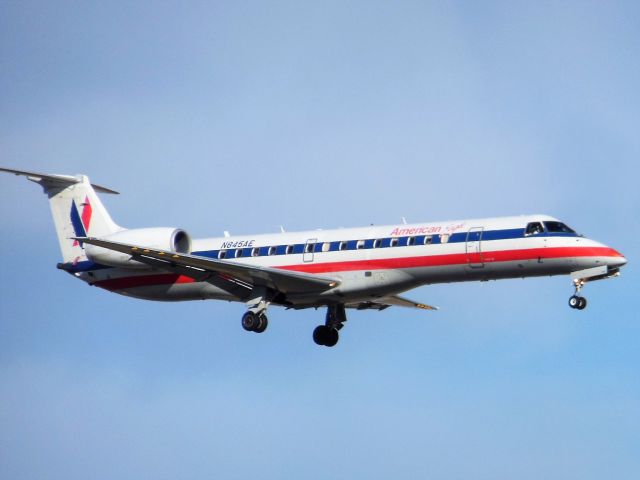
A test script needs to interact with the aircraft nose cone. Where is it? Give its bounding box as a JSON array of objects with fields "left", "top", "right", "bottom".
[{"left": 609, "top": 251, "right": 627, "bottom": 268}]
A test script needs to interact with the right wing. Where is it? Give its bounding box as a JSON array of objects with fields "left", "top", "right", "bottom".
[{"left": 78, "top": 236, "right": 341, "bottom": 294}]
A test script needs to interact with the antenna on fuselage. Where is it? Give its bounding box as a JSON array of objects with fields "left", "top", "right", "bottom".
[
  {"left": 280, "top": 225, "right": 286, "bottom": 233},
  {"left": 223, "top": 231, "right": 230, "bottom": 238},
  {"left": 402, "top": 217, "right": 408, "bottom": 225}
]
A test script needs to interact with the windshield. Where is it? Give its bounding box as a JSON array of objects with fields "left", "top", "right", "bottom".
[{"left": 544, "top": 221, "right": 576, "bottom": 234}]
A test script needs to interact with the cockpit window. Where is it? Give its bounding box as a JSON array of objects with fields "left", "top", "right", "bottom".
[
  {"left": 525, "top": 222, "right": 544, "bottom": 236},
  {"left": 544, "top": 221, "right": 576, "bottom": 234}
]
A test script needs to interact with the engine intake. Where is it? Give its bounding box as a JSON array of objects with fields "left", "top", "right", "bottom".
[{"left": 85, "top": 227, "right": 192, "bottom": 269}]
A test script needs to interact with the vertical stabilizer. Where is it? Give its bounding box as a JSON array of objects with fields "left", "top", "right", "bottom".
[{"left": 0, "top": 168, "right": 123, "bottom": 262}]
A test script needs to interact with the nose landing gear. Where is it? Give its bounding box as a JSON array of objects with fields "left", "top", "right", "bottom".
[
  {"left": 568, "top": 279, "right": 587, "bottom": 310},
  {"left": 568, "top": 295, "right": 587, "bottom": 310},
  {"left": 567, "top": 265, "right": 623, "bottom": 311}
]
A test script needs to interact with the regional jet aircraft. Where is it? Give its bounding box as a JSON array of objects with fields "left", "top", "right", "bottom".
[{"left": 1, "top": 168, "right": 627, "bottom": 347}]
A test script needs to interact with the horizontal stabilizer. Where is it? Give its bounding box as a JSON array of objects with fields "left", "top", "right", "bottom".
[{"left": 0, "top": 167, "right": 119, "bottom": 194}]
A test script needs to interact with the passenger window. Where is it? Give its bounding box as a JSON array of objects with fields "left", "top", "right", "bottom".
[
  {"left": 339, "top": 241, "right": 347, "bottom": 251},
  {"left": 390, "top": 238, "right": 399, "bottom": 247},
  {"left": 373, "top": 239, "right": 382, "bottom": 248},
  {"left": 440, "top": 233, "right": 450, "bottom": 244},
  {"left": 286, "top": 245, "right": 294, "bottom": 255},
  {"left": 251, "top": 247, "right": 260, "bottom": 257},
  {"left": 268, "top": 246, "right": 276, "bottom": 256},
  {"left": 356, "top": 240, "right": 365, "bottom": 249},
  {"left": 525, "top": 222, "right": 544, "bottom": 236},
  {"left": 236, "top": 249, "right": 244, "bottom": 258},
  {"left": 218, "top": 250, "right": 227, "bottom": 259},
  {"left": 424, "top": 235, "right": 433, "bottom": 245},
  {"left": 322, "top": 242, "right": 331, "bottom": 252},
  {"left": 407, "top": 236, "right": 416, "bottom": 246},
  {"left": 305, "top": 243, "right": 314, "bottom": 253}
]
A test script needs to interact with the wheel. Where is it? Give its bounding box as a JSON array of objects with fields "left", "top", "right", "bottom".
[
  {"left": 568, "top": 295, "right": 580, "bottom": 309},
  {"left": 241, "top": 311, "right": 258, "bottom": 331},
  {"left": 325, "top": 328, "right": 339, "bottom": 347},
  {"left": 313, "top": 325, "right": 339, "bottom": 347},
  {"left": 254, "top": 313, "right": 268, "bottom": 333},
  {"left": 577, "top": 297, "right": 587, "bottom": 310},
  {"left": 313, "top": 325, "right": 329, "bottom": 346}
]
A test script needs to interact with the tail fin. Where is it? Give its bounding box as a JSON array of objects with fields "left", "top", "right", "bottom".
[{"left": 1, "top": 167, "right": 123, "bottom": 262}]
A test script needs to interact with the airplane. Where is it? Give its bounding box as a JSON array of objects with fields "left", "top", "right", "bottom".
[{"left": 1, "top": 167, "right": 627, "bottom": 347}]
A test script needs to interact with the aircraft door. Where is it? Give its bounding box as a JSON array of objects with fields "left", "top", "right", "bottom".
[
  {"left": 465, "top": 227, "right": 484, "bottom": 268},
  {"left": 303, "top": 238, "right": 317, "bottom": 263}
]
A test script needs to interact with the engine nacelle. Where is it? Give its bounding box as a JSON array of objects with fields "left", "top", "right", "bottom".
[{"left": 85, "top": 227, "right": 191, "bottom": 269}]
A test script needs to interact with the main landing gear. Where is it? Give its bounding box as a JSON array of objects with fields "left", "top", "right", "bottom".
[
  {"left": 241, "top": 289, "right": 270, "bottom": 333},
  {"left": 568, "top": 278, "right": 587, "bottom": 310},
  {"left": 313, "top": 304, "right": 347, "bottom": 348},
  {"left": 242, "top": 310, "right": 268, "bottom": 333}
]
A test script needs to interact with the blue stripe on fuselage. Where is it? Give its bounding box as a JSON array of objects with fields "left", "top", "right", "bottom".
[
  {"left": 191, "top": 228, "right": 578, "bottom": 260},
  {"left": 60, "top": 227, "right": 579, "bottom": 274}
]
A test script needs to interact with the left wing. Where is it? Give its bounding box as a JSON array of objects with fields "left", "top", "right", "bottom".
[{"left": 78, "top": 237, "right": 340, "bottom": 294}]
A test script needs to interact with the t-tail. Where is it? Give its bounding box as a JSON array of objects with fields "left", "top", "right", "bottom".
[{"left": 0, "top": 167, "right": 122, "bottom": 263}]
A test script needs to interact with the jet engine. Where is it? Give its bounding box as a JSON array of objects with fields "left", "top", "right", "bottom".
[{"left": 85, "top": 227, "right": 191, "bottom": 269}]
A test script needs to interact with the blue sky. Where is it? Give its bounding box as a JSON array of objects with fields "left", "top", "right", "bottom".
[{"left": 1, "top": 1, "right": 639, "bottom": 479}]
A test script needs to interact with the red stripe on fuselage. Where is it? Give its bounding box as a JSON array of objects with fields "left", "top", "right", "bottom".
[
  {"left": 94, "top": 274, "right": 195, "bottom": 291},
  {"left": 92, "top": 246, "right": 622, "bottom": 291},
  {"left": 278, "top": 246, "right": 621, "bottom": 274}
]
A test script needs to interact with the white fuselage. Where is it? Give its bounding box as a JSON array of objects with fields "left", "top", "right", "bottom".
[{"left": 69, "top": 214, "right": 626, "bottom": 309}]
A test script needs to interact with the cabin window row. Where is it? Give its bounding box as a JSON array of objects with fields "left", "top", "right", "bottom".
[
  {"left": 211, "top": 225, "right": 579, "bottom": 259},
  {"left": 216, "top": 229, "right": 555, "bottom": 259},
  {"left": 214, "top": 234, "right": 449, "bottom": 259}
]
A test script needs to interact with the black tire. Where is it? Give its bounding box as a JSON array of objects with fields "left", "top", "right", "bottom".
[
  {"left": 577, "top": 297, "right": 587, "bottom": 310},
  {"left": 313, "top": 325, "right": 328, "bottom": 346},
  {"left": 242, "top": 311, "right": 258, "bottom": 331},
  {"left": 255, "top": 314, "right": 268, "bottom": 333},
  {"left": 568, "top": 295, "right": 580, "bottom": 309},
  {"left": 325, "top": 328, "right": 339, "bottom": 347}
]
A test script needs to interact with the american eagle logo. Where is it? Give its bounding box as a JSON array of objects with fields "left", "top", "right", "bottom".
[{"left": 70, "top": 196, "right": 92, "bottom": 246}]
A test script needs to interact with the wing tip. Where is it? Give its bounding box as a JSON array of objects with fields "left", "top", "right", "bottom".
[{"left": 416, "top": 303, "right": 439, "bottom": 311}]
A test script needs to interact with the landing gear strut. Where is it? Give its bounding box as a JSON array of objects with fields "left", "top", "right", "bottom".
[
  {"left": 568, "top": 279, "right": 587, "bottom": 310},
  {"left": 313, "top": 304, "right": 346, "bottom": 347}
]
